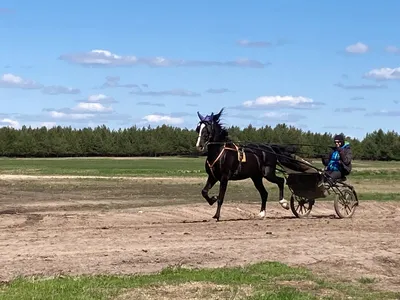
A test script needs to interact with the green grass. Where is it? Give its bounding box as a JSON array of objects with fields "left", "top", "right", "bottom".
[
  {"left": 1, "top": 157, "right": 400, "bottom": 203},
  {"left": 0, "top": 262, "right": 397, "bottom": 300},
  {"left": 1, "top": 157, "right": 400, "bottom": 179},
  {"left": 0, "top": 157, "right": 206, "bottom": 177}
]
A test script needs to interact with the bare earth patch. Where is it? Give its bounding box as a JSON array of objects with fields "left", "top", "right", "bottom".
[
  {"left": 0, "top": 175, "right": 400, "bottom": 294},
  {"left": 114, "top": 282, "right": 253, "bottom": 300}
]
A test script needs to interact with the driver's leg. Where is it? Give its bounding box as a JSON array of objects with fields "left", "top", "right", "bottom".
[
  {"left": 329, "top": 171, "right": 342, "bottom": 180},
  {"left": 322, "top": 170, "right": 342, "bottom": 196},
  {"left": 322, "top": 170, "right": 341, "bottom": 187}
]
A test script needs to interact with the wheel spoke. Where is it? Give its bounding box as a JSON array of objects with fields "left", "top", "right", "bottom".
[
  {"left": 291, "top": 195, "right": 313, "bottom": 218},
  {"left": 334, "top": 188, "right": 357, "bottom": 218}
]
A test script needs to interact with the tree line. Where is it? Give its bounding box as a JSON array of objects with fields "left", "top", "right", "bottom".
[{"left": 0, "top": 124, "right": 399, "bottom": 161}]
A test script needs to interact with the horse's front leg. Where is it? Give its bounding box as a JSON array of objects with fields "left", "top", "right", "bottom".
[
  {"left": 201, "top": 175, "right": 218, "bottom": 205},
  {"left": 213, "top": 174, "right": 229, "bottom": 221}
]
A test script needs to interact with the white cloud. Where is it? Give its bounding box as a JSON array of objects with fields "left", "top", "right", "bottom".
[
  {"left": 76, "top": 94, "right": 118, "bottom": 104},
  {"left": 0, "top": 118, "right": 20, "bottom": 128},
  {"left": 263, "top": 112, "right": 288, "bottom": 118},
  {"left": 0, "top": 73, "right": 81, "bottom": 95},
  {"left": 261, "top": 112, "right": 306, "bottom": 122},
  {"left": 73, "top": 50, "right": 138, "bottom": 66},
  {"left": 49, "top": 111, "right": 95, "bottom": 120},
  {"left": 0, "top": 73, "right": 43, "bottom": 89},
  {"left": 88, "top": 94, "right": 108, "bottom": 102},
  {"left": 363, "top": 67, "right": 400, "bottom": 81},
  {"left": 345, "top": 42, "right": 368, "bottom": 54},
  {"left": 42, "top": 99, "right": 113, "bottom": 123},
  {"left": 43, "top": 101, "right": 114, "bottom": 122},
  {"left": 74, "top": 102, "right": 113, "bottom": 113},
  {"left": 385, "top": 46, "right": 400, "bottom": 54},
  {"left": 142, "top": 114, "right": 184, "bottom": 125},
  {"left": 243, "top": 95, "right": 316, "bottom": 108},
  {"left": 59, "top": 49, "right": 269, "bottom": 68}
]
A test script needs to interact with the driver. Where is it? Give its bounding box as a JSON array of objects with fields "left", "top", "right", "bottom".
[{"left": 322, "top": 134, "right": 352, "bottom": 180}]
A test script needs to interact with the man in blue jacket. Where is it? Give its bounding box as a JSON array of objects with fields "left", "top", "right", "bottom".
[{"left": 322, "top": 134, "right": 352, "bottom": 180}]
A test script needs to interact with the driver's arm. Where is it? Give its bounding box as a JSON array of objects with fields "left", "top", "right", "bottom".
[
  {"left": 321, "top": 149, "right": 332, "bottom": 166},
  {"left": 339, "top": 148, "right": 352, "bottom": 165}
]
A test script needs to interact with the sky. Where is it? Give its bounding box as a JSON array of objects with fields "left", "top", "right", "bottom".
[{"left": 1, "top": 0, "right": 400, "bottom": 140}]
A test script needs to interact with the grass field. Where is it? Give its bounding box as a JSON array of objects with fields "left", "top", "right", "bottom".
[
  {"left": 1, "top": 156, "right": 400, "bottom": 201},
  {"left": 1, "top": 157, "right": 400, "bottom": 299},
  {"left": 1, "top": 156, "right": 400, "bottom": 177},
  {"left": 1, "top": 262, "right": 397, "bottom": 300}
]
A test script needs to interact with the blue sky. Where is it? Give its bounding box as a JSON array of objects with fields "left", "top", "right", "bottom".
[{"left": 1, "top": 0, "right": 400, "bottom": 140}]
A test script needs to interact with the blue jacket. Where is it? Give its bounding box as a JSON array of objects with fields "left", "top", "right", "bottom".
[{"left": 322, "top": 142, "right": 352, "bottom": 174}]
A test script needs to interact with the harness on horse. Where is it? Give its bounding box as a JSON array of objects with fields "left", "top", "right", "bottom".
[{"left": 206, "top": 143, "right": 246, "bottom": 179}]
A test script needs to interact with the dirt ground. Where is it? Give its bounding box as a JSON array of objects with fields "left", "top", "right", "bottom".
[{"left": 1, "top": 175, "right": 400, "bottom": 293}]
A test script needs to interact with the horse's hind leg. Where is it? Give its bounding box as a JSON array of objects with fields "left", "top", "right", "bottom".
[
  {"left": 251, "top": 176, "right": 269, "bottom": 218},
  {"left": 263, "top": 166, "right": 288, "bottom": 210},
  {"left": 201, "top": 175, "right": 218, "bottom": 205}
]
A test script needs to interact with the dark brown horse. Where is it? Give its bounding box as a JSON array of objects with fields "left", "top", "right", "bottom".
[{"left": 195, "top": 108, "right": 291, "bottom": 221}]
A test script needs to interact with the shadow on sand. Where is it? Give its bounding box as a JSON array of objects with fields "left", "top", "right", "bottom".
[{"left": 181, "top": 213, "right": 338, "bottom": 224}]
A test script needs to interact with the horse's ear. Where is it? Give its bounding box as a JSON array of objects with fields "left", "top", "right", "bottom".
[
  {"left": 197, "top": 111, "right": 204, "bottom": 121},
  {"left": 213, "top": 108, "right": 224, "bottom": 121}
]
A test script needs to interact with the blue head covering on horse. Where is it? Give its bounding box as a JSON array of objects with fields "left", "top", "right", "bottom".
[{"left": 197, "top": 112, "right": 214, "bottom": 122}]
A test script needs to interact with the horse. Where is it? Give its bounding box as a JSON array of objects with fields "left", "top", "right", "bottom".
[{"left": 195, "top": 108, "right": 291, "bottom": 221}]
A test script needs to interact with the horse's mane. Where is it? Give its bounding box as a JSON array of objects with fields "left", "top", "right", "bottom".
[
  {"left": 210, "top": 108, "right": 230, "bottom": 141},
  {"left": 215, "top": 121, "right": 230, "bottom": 141}
]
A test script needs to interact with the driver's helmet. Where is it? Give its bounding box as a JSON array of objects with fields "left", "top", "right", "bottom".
[{"left": 333, "top": 134, "right": 344, "bottom": 146}]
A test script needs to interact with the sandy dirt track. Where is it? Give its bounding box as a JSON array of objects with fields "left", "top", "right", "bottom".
[{"left": 1, "top": 176, "right": 400, "bottom": 293}]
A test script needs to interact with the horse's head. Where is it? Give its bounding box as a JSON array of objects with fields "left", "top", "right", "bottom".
[{"left": 195, "top": 108, "right": 226, "bottom": 151}]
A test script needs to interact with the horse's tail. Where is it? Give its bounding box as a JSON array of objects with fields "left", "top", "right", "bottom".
[
  {"left": 267, "top": 144, "right": 313, "bottom": 172},
  {"left": 269, "top": 144, "right": 298, "bottom": 156},
  {"left": 243, "top": 143, "right": 297, "bottom": 157}
]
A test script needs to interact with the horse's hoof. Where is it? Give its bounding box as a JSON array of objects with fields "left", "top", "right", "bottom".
[
  {"left": 207, "top": 197, "right": 217, "bottom": 206},
  {"left": 279, "top": 199, "right": 289, "bottom": 210},
  {"left": 258, "top": 210, "right": 266, "bottom": 218}
]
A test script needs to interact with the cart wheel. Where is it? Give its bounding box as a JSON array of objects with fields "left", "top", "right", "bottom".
[
  {"left": 290, "top": 194, "right": 314, "bottom": 218},
  {"left": 334, "top": 187, "right": 358, "bottom": 219}
]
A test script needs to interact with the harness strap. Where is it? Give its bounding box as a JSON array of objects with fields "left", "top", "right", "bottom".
[{"left": 206, "top": 143, "right": 242, "bottom": 179}]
